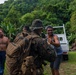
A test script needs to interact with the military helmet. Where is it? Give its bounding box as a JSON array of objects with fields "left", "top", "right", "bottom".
[{"left": 31, "top": 19, "right": 43, "bottom": 30}]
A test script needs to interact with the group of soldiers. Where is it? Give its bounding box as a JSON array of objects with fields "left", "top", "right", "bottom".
[{"left": 0, "top": 19, "right": 62, "bottom": 75}]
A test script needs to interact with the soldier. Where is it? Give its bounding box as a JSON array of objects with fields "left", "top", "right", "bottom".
[
  {"left": 21, "top": 19, "right": 53, "bottom": 75},
  {"left": 23, "top": 26, "right": 31, "bottom": 33},
  {"left": 29, "top": 19, "right": 55, "bottom": 75},
  {"left": 30, "top": 19, "right": 44, "bottom": 75},
  {"left": 5, "top": 26, "right": 31, "bottom": 75},
  {"left": 14, "top": 26, "right": 31, "bottom": 42},
  {"left": 6, "top": 19, "right": 55, "bottom": 75}
]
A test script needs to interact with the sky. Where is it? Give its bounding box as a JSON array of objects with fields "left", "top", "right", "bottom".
[{"left": 0, "top": 0, "right": 7, "bottom": 4}]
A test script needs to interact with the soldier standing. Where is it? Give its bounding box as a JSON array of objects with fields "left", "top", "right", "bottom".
[
  {"left": 30, "top": 19, "right": 44, "bottom": 75},
  {"left": 21, "top": 19, "right": 55, "bottom": 75}
]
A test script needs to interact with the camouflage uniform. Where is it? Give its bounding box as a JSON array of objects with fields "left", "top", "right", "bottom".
[
  {"left": 5, "top": 28, "right": 31, "bottom": 75},
  {"left": 29, "top": 19, "right": 45, "bottom": 75},
  {"left": 21, "top": 19, "right": 55, "bottom": 75},
  {"left": 5, "top": 19, "right": 55, "bottom": 75}
]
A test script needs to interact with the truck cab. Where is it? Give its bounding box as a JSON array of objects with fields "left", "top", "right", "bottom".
[{"left": 53, "top": 24, "right": 69, "bottom": 60}]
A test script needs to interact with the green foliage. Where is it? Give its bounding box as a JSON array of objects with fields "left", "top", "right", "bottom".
[
  {"left": 32, "top": 10, "right": 47, "bottom": 19},
  {"left": 4, "top": 7, "right": 21, "bottom": 27},
  {"left": 21, "top": 10, "right": 47, "bottom": 26},
  {"left": 0, "top": 22, "right": 24, "bottom": 41},
  {"left": 69, "top": 0, "right": 76, "bottom": 12},
  {"left": 70, "top": 11, "right": 76, "bottom": 33},
  {"left": 21, "top": 13, "right": 34, "bottom": 25},
  {"left": 0, "top": 22, "right": 17, "bottom": 41},
  {"left": 68, "top": 33, "right": 76, "bottom": 44},
  {"left": 0, "top": 15, "right": 4, "bottom": 23},
  {"left": 0, "top": 0, "right": 76, "bottom": 45}
]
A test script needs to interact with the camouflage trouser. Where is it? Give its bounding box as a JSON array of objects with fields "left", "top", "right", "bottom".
[
  {"left": 6, "top": 55, "right": 44, "bottom": 75},
  {"left": 21, "top": 67, "right": 44, "bottom": 75},
  {"left": 21, "top": 56, "right": 44, "bottom": 75},
  {"left": 5, "top": 55, "right": 22, "bottom": 75}
]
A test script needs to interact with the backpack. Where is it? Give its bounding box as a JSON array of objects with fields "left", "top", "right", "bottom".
[
  {"left": 6, "top": 31, "right": 56, "bottom": 75},
  {"left": 6, "top": 32, "right": 31, "bottom": 58},
  {"left": 6, "top": 31, "right": 39, "bottom": 75}
]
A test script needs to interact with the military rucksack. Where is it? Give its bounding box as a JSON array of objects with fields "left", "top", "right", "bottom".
[
  {"left": 6, "top": 31, "right": 56, "bottom": 75},
  {"left": 6, "top": 32, "right": 30, "bottom": 57},
  {"left": 6, "top": 31, "right": 39, "bottom": 75}
]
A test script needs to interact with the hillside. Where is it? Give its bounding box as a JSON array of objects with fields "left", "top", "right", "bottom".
[{"left": 0, "top": 0, "right": 76, "bottom": 45}]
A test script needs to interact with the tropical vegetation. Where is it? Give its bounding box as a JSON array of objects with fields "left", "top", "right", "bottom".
[{"left": 0, "top": 0, "right": 76, "bottom": 45}]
